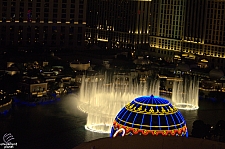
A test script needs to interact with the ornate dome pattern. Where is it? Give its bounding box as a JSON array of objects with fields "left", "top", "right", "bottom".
[{"left": 110, "top": 95, "right": 188, "bottom": 137}]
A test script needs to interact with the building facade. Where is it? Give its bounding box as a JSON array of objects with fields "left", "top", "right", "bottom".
[
  {"left": 149, "top": 0, "right": 186, "bottom": 61},
  {"left": 86, "top": 0, "right": 225, "bottom": 70},
  {"left": 0, "top": 0, "right": 87, "bottom": 52},
  {"left": 86, "top": 0, "right": 152, "bottom": 50},
  {"left": 150, "top": 0, "right": 225, "bottom": 69}
]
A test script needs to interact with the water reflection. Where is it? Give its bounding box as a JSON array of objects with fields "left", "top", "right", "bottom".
[
  {"left": 0, "top": 93, "right": 224, "bottom": 148},
  {"left": 180, "top": 109, "right": 198, "bottom": 134}
]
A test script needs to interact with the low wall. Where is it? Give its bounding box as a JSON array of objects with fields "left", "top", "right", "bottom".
[{"left": 74, "top": 135, "right": 225, "bottom": 149}]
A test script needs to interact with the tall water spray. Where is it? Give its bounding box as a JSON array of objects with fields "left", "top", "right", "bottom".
[
  {"left": 172, "top": 76, "right": 199, "bottom": 110},
  {"left": 78, "top": 72, "right": 160, "bottom": 133}
]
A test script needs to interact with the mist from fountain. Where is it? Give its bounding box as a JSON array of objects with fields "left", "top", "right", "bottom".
[
  {"left": 78, "top": 73, "right": 160, "bottom": 133},
  {"left": 171, "top": 76, "right": 199, "bottom": 110}
]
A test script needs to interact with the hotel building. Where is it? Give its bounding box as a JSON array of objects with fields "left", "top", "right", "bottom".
[
  {"left": 86, "top": 0, "right": 225, "bottom": 70},
  {"left": 149, "top": 0, "right": 186, "bottom": 62},
  {"left": 0, "top": 0, "right": 87, "bottom": 51},
  {"left": 151, "top": 0, "right": 225, "bottom": 69},
  {"left": 85, "top": 0, "right": 152, "bottom": 50}
]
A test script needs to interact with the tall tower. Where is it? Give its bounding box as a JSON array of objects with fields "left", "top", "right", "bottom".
[
  {"left": 152, "top": 0, "right": 186, "bottom": 40},
  {"left": 204, "top": 0, "right": 225, "bottom": 46},
  {"left": 184, "top": 0, "right": 207, "bottom": 43},
  {"left": 149, "top": 0, "right": 186, "bottom": 60}
]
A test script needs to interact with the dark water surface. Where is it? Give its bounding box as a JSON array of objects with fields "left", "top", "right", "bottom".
[{"left": 0, "top": 93, "right": 225, "bottom": 149}]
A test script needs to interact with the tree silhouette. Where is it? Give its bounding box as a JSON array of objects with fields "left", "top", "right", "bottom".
[
  {"left": 214, "top": 120, "right": 225, "bottom": 142},
  {"left": 1, "top": 73, "right": 21, "bottom": 94},
  {"left": 191, "top": 120, "right": 210, "bottom": 139}
]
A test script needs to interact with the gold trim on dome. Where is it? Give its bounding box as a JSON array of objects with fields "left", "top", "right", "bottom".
[
  {"left": 133, "top": 99, "right": 171, "bottom": 106},
  {"left": 116, "top": 117, "right": 185, "bottom": 128},
  {"left": 125, "top": 103, "right": 178, "bottom": 115},
  {"left": 112, "top": 125, "right": 187, "bottom": 137}
]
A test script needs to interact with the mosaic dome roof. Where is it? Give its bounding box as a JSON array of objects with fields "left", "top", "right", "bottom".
[{"left": 110, "top": 95, "right": 188, "bottom": 137}]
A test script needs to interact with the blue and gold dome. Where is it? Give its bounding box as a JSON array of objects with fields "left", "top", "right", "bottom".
[{"left": 110, "top": 95, "right": 188, "bottom": 137}]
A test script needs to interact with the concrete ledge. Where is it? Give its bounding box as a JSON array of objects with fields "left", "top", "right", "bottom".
[{"left": 74, "top": 135, "right": 225, "bottom": 149}]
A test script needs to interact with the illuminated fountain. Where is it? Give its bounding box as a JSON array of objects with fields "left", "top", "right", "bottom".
[
  {"left": 172, "top": 76, "right": 199, "bottom": 110},
  {"left": 78, "top": 73, "right": 160, "bottom": 133}
]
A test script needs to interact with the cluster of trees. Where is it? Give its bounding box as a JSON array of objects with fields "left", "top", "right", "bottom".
[
  {"left": 191, "top": 120, "right": 225, "bottom": 143},
  {"left": 0, "top": 73, "right": 20, "bottom": 94}
]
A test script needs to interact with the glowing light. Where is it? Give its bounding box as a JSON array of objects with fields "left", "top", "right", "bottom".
[
  {"left": 97, "top": 38, "right": 108, "bottom": 42},
  {"left": 85, "top": 124, "right": 112, "bottom": 134},
  {"left": 172, "top": 76, "right": 199, "bottom": 110},
  {"left": 173, "top": 103, "right": 198, "bottom": 110},
  {"left": 110, "top": 96, "right": 188, "bottom": 137},
  {"left": 201, "top": 59, "right": 208, "bottom": 63},
  {"left": 113, "top": 128, "right": 125, "bottom": 137},
  {"left": 78, "top": 75, "right": 160, "bottom": 133},
  {"left": 0, "top": 100, "right": 12, "bottom": 108}
]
